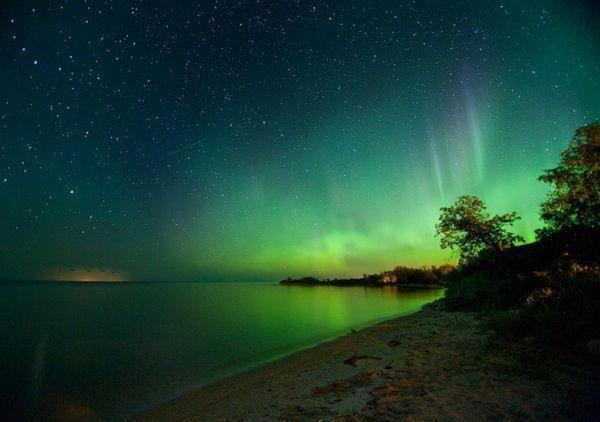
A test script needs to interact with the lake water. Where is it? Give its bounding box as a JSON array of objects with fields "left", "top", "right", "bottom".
[{"left": 0, "top": 281, "right": 442, "bottom": 418}]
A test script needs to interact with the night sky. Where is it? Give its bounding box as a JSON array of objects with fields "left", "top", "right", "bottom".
[{"left": 1, "top": 1, "right": 598, "bottom": 282}]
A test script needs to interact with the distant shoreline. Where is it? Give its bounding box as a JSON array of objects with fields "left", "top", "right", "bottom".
[
  {"left": 280, "top": 280, "right": 443, "bottom": 289},
  {"left": 0, "top": 279, "right": 146, "bottom": 285},
  {"left": 279, "top": 265, "right": 453, "bottom": 288}
]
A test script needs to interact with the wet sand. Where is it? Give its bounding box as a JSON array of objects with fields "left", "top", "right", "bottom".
[{"left": 135, "top": 309, "right": 598, "bottom": 421}]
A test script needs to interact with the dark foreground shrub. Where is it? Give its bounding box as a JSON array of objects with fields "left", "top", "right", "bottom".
[
  {"left": 442, "top": 270, "right": 543, "bottom": 311},
  {"left": 487, "top": 266, "right": 600, "bottom": 347}
]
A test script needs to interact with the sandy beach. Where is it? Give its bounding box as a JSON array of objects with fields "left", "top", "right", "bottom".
[{"left": 134, "top": 309, "right": 599, "bottom": 421}]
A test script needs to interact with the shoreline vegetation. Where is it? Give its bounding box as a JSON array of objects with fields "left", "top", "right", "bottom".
[
  {"left": 279, "top": 264, "right": 454, "bottom": 288},
  {"left": 430, "top": 124, "right": 599, "bottom": 353}
]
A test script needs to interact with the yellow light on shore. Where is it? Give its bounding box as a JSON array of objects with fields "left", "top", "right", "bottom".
[{"left": 41, "top": 267, "right": 129, "bottom": 282}]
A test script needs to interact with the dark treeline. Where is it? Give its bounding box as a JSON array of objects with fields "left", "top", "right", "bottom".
[
  {"left": 434, "top": 123, "right": 599, "bottom": 351},
  {"left": 280, "top": 264, "right": 454, "bottom": 287}
]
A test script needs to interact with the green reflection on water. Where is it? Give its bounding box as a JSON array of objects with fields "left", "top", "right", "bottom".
[{"left": 0, "top": 282, "right": 441, "bottom": 417}]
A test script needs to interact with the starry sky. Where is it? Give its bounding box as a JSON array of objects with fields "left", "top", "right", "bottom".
[{"left": 1, "top": 1, "right": 598, "bottom": 282}]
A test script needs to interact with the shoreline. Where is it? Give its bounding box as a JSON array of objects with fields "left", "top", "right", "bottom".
[
  {"left": 125, "top": 307, "right": 427, "bottom": 418},
  {"left": 134, "top": 309, "right": 598, "bottom": 420}
]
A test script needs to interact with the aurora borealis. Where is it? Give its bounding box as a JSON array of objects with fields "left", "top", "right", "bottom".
[{"left": 1, "top": 1, "right": 598, "bottom": 281}]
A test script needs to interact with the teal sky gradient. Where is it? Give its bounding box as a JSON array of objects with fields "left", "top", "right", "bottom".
[{"left": 1, "top": 1, "right": 598, "bottom": 281}]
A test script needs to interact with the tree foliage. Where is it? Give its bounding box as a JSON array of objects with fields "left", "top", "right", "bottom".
[
  {"left": 538, "top": 122, "right": 600, "bottom": 236},
  {"left": 435, "top": 195, "right": 524, "bottom": 264}
]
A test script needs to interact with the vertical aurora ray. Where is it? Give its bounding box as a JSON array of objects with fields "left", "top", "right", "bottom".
[
  {"left": 428, "top": 132, "right": 445, "bottom": 201},
  {"left": 462, "top": 88, "right": 485, "bottom": 184}
]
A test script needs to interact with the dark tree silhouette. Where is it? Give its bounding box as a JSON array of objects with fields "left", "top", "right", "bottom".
[
  {"left": 538, "top": 122, "right": 600, "bottom": 237},
  {"left": 435, "top": 195, "right": 524, "bottom": 264}
]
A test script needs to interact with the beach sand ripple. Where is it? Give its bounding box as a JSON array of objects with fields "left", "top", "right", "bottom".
[{"left": 134, "top": 310, "right": 599, "bottom": 421}]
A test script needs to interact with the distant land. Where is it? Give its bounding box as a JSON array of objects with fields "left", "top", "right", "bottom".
[
  {"left": 280, "top": 264, "right": 454, "bottom": 287},
  {"left": 38, "top": 267, "right": 130, "bottom": 282}
]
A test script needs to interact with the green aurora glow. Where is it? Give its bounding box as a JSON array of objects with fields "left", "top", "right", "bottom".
[{"left": 0, "top": 1, "right": 598, "bottom": 281}]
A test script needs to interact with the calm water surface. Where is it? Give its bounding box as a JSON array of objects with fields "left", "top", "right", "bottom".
[{"left": 0, "top": 281, "right": 441, "bottom": 418}]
